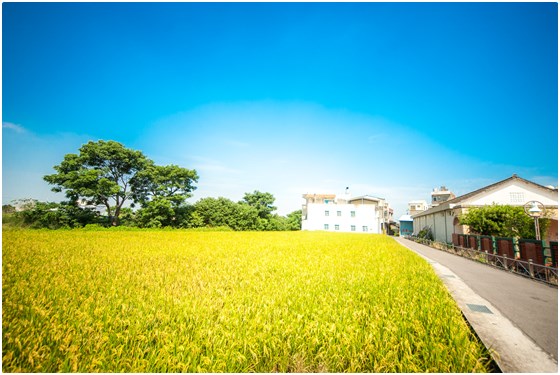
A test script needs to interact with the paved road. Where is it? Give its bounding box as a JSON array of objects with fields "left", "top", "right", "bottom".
[{"left": 394, "top": 237, "right": 558, "bottom": 361}]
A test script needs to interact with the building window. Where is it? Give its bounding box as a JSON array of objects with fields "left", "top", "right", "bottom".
[
  {"left": 351, "top": 225, "right": 356, "bottom": 231},
  {"left": 351, "top": 211, "right": 356, "bottom": 217},
  {"left": 325, "top": 210, "right": 330, "bottom": 216},
  {"left": 510, "top": 192, "right": 525, "bottom": 203},
  {"left": 362, "top": 226, "right": 368, "bottom": 232},
  {"left": 337, "top": 211, "right": 341, "bottom": 217},
  {"left": 324, "top": 224, "right": 329, "bottom": 230},
  {"left": 335, "top": 224, "right": 340, "bottom": 230}
]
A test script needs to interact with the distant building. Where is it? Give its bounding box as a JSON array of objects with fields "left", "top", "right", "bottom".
[
  {"left": 301, "top": 192, "right": 392, "bottom": 234},
  {"left": 77, "top": 198, "right": 107, "bottom": 215},
  {"left": 412, "top": 175, "right": 559, "bottom": 243},
  {"left": 408, "top": 200, "right": 428, "bottom": 216},
  {"left": 431, "top": 186, "right": 455, "bottom": 207}
]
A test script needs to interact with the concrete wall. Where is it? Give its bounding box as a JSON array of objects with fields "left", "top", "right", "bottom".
[{"left": 413, "top": 210, "right": 456, "bottom": 243}]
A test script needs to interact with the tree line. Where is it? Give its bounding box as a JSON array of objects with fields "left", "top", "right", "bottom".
[{"left": 3, "top": 140, "right": 302, "bottom": 230}]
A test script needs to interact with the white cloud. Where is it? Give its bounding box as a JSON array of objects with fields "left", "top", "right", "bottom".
[{"left": 2, "top": 122, "right": 27, "bottom": 134}]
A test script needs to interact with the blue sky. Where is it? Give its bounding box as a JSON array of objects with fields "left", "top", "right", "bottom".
[{"left": 2, "top": 2, "right": 558, "bottom": 216}]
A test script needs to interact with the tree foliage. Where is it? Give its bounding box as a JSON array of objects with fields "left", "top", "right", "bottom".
[
  {"left": 135, "top": 199, "right": 194, "bottom": 229},
  {"left": 191, "top": 197, "right": 260, "bottom": 231},
  {"left": 2, "top": 204, "right": 16, "bottom": 214},
  {"left": 4, "top": 193, "right": 300, "bottom": 231},
  {"left": 131, "top": 164, "right": 198, "bottom": 228},
  {"left": 188, "top": 193, "right": 300, "bottom": 231},
  {"left": 240, "top": 191, "right": 277, "bottom": 219},
  {"left": 286, "top": 210, "right": 302, "bottom": 231},
  {"left": 43, "top": 140, "right": 199, "bottom": 227},
  {"left": 459, "top": 204, "right": 549, "bottom": 238},
  {"left": 133, "top": 164, "right": 198, "bottom": 207},
  {"left": 14, "top": 201, "right": 100, "bottom": 229},
  {"left": 44, "top": 140, "right": 151, "bottom": 226}
]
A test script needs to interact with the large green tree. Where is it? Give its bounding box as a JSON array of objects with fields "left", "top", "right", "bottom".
[{"left": 44, "top": 140, "right": 152, "bottom": 226}]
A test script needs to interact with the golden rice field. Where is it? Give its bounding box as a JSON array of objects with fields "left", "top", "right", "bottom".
[{"left": 2, "top": 229, "right": 492, "bottom": 372}]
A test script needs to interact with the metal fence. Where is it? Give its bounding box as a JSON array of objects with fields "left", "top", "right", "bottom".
[
  {"left": 406, "top": 236, "right": 558, "bottom": 286},
  {"left": 452, "top": 233, "right": 558, "bottom": 267}
]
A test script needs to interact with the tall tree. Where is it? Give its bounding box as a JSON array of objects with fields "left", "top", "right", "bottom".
[
  {"left": 44, "top": 140, "right": 151, "bottom": 226},
  {"left": 132, "top": 164, "right": 198, "bottom": 207},
  {"left": 240, "top": 191, "right": 277, "bottom": 219}
]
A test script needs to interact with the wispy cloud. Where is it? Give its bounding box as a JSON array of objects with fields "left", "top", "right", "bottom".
[{"left": 2, "top": 122, "right": 28, "bottom": 134}]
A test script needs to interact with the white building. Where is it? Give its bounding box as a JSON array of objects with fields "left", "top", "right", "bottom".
[
  {"left": 430, "top": 186, "right": 455, "bottom": 207},
  {"left": 413, "top": 175, "right": 558, "bottom": 243},
  {"left": 77, "top": 198, "right": 107, "bottom": 215},
  {"left": 301, "top": 192, "right": 392, "bottom": 233},
  {"left": 408, "top": 200, "right": 428, "bottom": 216}
]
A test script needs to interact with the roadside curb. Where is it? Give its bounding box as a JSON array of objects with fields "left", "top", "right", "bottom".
[{"left": 395, "top": 237, "right": 558, "bottom": 373}]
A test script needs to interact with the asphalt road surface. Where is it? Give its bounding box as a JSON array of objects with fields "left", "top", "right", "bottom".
[{"left": 395, "top": 237, "right": 558, "bottom": 361}]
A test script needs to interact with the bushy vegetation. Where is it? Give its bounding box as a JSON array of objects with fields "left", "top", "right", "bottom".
[
  {"left": 2, "top": 230, "right": 493, "bottom": 372},
  {"left": 2, "top": 200, "right": 103, "bottom": 229},
  {"left": 3, "top": 198, "right": 301, "bottom": 231},
  {"left": 417, "top": 226, "right": 434, "bottom": 241},
  {"left": 459, "top": 204, "right": 550, "bottom": 238}
]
